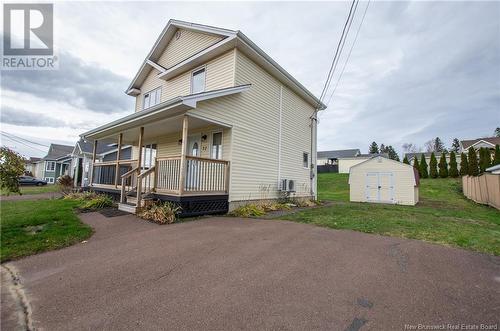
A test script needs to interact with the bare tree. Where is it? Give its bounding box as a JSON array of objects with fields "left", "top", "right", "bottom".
[
  {"left": 424, "top": 140, "right": 434, "bottom": 152},
  {"left": 402, "top": 143, "right": 419, "bottom": 154}
]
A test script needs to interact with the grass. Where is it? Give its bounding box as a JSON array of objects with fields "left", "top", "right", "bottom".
[
  {"left": 0, "top": 199, "right": 93, "bottom": 262},
  {"left": 281, "top": 173, "right": 500, "bottom": 256},
  {"left": 1, "top": 185, "right": 60, "bottom": 196}
]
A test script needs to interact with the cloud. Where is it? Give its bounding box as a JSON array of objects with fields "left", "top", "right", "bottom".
[
  {"left": 1, "top": 50, "right": 131, "bottom": 114},
  {"left": 0, "top": 105, "right": 91, "bottom": 129}
]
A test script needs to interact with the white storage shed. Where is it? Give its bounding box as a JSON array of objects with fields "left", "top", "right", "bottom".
[{"left": 349, "top": 156, "right": 419, "bottom": 205}]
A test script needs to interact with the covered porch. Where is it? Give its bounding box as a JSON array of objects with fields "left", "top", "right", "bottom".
[{"left": 80, "top": 86, "right": 249, "bottom": 215}]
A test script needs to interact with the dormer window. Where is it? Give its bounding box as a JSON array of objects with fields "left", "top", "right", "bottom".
[
  {"left": 191, "top": 68, "right": 206, "bottom": 94},
  {"left": 143, "top": 87, "right": 161, "bottom": 109}
]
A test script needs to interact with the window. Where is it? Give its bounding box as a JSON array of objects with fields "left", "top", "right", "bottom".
[
  {"left": 211, "top": 132, "right": 223, "bottom": 159},
  {"left": 191, "top": 68, "right": 206, "bottom": 94},
  {"left": 141, "top": 144, "right": 157, "bottom": 169},
  {"left": 143, "top": 87, "right": 161, "bottom": 109},
  {"left": 303, "top": 152, "right": 309, "bottom": 169},
  {"left": 45, "top": 177, "right": 54, "bottom": 183},
  {"left": 45, "top": 161, "right": 55, "bottom": 171}
]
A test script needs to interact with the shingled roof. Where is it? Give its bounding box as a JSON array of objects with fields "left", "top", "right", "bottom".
[
  {"left": 460, "top": 137, "right": 500, "bottom": 150},
  {"left": 43, "top": 144, "right": 74, "bottom": 160},
  {"left": 317, "top": 149, "right": 360, "bottom": 159}
]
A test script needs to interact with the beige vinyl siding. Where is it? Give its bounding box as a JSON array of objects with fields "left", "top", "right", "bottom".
[
  {"left": 135, "top": 50, "right": 236, "bottom": 112},
  {"left": 349, "top": 157, "right": 418, "bottom": 205},
  {"left": 189, "top": 50, "right": 315, "bottom": 202},
  {"left": 157, "top": 29, "right": 223, "bottom": 69}
]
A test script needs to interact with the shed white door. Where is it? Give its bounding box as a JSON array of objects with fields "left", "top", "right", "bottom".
[{"left": 365, "top": 172, "right": 394, "bottom": 203}]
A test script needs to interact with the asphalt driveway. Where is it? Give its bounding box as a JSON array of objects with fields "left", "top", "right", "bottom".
[{"left": 2, "top": 213, "right": 499, "bottom": 330}]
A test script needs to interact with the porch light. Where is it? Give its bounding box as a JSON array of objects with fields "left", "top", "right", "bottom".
[
  {"left": 178, "top": 139, "right": 183, "bottom": 145},
  {"left": 201, "top": 135, "right": 207, "bottom": 141}
]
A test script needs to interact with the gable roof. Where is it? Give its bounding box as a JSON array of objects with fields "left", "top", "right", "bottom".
[
  {"left": 317, "top": 149, "right": 360, "bottom": 159},
  {"left": 127, "top": 19, "right": 326, "bottom": 110},
  {"left": 43, "top": 144, "right": 74, "bottom": 160},
  {"left": 460, "top": 137, "right": 500, "bottom": 150}
]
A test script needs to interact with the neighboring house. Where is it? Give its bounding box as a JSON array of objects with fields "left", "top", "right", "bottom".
[
  {"left": 460, "top": 137, "right": 500, "bottom": 153},
  {"left": 24, "top": 157, "right": 43, "bottom": 178},
  {"left": 41, "top": 144, "right": 74, "bottom": 184},
  {"left": 81, "top": 19, "right": 326, "bottom": 216},
  {"left": 405, "top": 152, "right": 462, "bottom": 172},
  {"left": 317, "top": 149, "right": 360, "bottom": 165},
  {"left": 70, "top": 139, "right": 132, "bottom": 188},
  {"left": 349, "top": 156, "right": 419, "bottom": 206}
]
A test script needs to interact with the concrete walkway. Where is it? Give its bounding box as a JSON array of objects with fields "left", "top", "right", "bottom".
[{"left": 2, "top": 213, "right": 499, "bottom": 330}]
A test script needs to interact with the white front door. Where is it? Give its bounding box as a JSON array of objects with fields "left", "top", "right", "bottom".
[
  {"left": 365, "top": 172, "right": 394, "bottom": 203},
  {"left": 186, "top": 135, "right": 201, "bottom": 189}
]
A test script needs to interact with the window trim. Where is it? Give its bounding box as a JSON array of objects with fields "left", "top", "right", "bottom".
[
  {"left": 210, "top": 130, "right": 223, "bottom": 160},
  {"left": 45, "top": 161, "right": 55, "bottom": 172},
  {"left": 45, "top": 177, "right": 54, "bottom": 183},
  {"left": 303, "top": 152, "right": 309, "bottom": 169},
  {"left": 142, "top": 87, "right": 162, "bottom": 110},
  {"left": 190, "top": 66, "right": 207, "bottom": 94}
]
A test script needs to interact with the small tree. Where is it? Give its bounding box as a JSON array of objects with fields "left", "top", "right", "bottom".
[
  {"left": 451, "top": 138, "right": 460, "bottom": 153},
  {"left": 433, "top": 137, "right": 445, "bottom": 153},
  {"left": 403, "top": 156, "right": 410, "bottom": 164},
  {"left": 385, "top": 145, "right": 400, "bottom": 161},
  {"left": 468, "top": 147, "right": 479, "bottom": 176},
  {"left": 0, "top": 147, "right": 26, "bottom": 195},
  {"left": 479, "top": 148, "right": 491, "bottom": 173},
  {"left": 413, "top": 156, "right": 421, "bottom": 177},
  {"left": 438, "top": 152, "right": 448, "bottom": 178},
  {"left": 493, "top": 144, "right": 500, "bottom": 166},
  {"left": 420, "top": 154, "right": 429, "bottom": 178},
  {"left": 494, "top": 127, "right": 500, "bottom": 137},
  {"left": 429, "top": 152, "right": 438, "bottom": 178},
  {"left": 369, "top": 141, "right": 379, "bottom": 154},
  {"left": 379, "top": 144, "right": 386, "bottom": 154},
  {"left": 460, "top": 152, "right": 468, "bottom": 176},
  {"left": 448, "top": 151, "right": 459, "bottom": 177}
]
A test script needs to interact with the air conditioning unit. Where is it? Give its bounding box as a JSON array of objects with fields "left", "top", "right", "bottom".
[{"left": 280, "top": 179, "right": 295, "bottom": 192}]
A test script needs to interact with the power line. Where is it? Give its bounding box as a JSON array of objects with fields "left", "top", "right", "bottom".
[
  {"left": 326, "top": 0, "right": 371, "bottom": 107},
  {"left": 0, "top": 131, "right": 50, "bottom": 147},
  {"left": 0, "top": 133, "right": 47, "bottom": 153},
  {"left": 316, "top": 0, "right": 358, "bottom": 109}
]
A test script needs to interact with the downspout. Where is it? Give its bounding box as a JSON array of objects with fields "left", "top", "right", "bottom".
[
  {"left": 278, "top": 85, "right": 283, "bottom": 190},
  {"left": 310, "top": 110, "right": 318, "bottom": 199}
]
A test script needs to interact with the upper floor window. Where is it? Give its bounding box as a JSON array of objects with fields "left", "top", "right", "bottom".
[
  {"left": 45, "top": 161, "right": 55, "bottom": 171},
  {"left": 191, "top": 68, "right": 206, "bottom": 94},
  {"left": 143, "top": 87, "right": 161, "bottom": 110}
]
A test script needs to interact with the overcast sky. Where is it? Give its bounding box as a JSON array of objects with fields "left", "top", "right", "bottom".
[{"left": 1, "top": 1, "right": 499, "bottom": 158}]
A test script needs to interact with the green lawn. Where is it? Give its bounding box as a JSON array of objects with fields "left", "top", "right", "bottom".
[
  {"left": 0, "top": 199, "right": 93, "bottom": 262},
  {"left": 282, "top": 173, "right": 500, "bottom": 255},
  {"left": 1, "top": 185, "right": 60, "bottom": 196}
]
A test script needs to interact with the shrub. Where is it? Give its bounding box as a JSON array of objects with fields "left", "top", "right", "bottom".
[
  {"left": 438, "top": 152, "right": 448, "bottom": 178},
  {"left": 429, "top": 153, "right": 438, "bottom": 178},
  {"left": 448, "top": 151, "right": 459, "bottom": 178},
  {"left": 468, "top": 147, "right": 479, "bottom": 176},
  {"left": 460, "top": 152, "right": 468, "bottom": 176},
  {"left": 57, "top": 175, "right": 74, "bottom": 194},
  {"left": 494, "top": 144, "right": 500, "bottom": 166},
  {"left": 0, "top": 147, "right": 26, "bottom": 195},
  {"left": 402, "top": 156, "right": 410, "bottom": 165},
  {"left": 413, "top": 157, "right": 420, "bottom": 177},
  {"left": 139, "top": 202, "right": 181, "bottom": 224},
  {"left": 80, "top": 194, "right": 113, "bottom": 210},
  {"left": 229, "top": 204, "right": 265, "bottom": 217},
  {"left": 479, "top": 147, "right": 491, "bottom": 173},
  {"left": 420, "top": 154, "right": 429, "bottom": 178}
]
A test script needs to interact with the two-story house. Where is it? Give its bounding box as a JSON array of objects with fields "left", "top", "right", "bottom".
[
  {"left": 81, "top": 19, "right": 326, "bottom": 216},
  {"left": 41, "top": 144, "right": 74, "bottom": 184}
]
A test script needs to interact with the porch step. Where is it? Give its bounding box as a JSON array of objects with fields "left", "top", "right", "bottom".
[{"left": 118, "top": 203, "right": 137, "bottom": 214}]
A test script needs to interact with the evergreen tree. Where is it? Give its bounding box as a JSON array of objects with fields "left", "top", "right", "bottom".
[
  {"left": 494, "top": 145, "right": 500, "bottom": 166},
  {"left": 479, "top": 148, "right": 491, "bottom": 173},
  {"left": 468, "top": 147, "right": 479, "bottom": 176},
  {"left": 413, "top": 156, "right": 421, "bottom": 177},
  {"left": 448, "top": 151, "right": 458, "bottom": 177},
  {"left": 403, "top": 156, "right": 410, "bottom": 164},
  {"left": 495, "top": 127, "right": 500, "bottom": 137},
  {"left": 451, "top": 138, "right": 460, "bottom": 153},
  {"left": 386, "top": 145, "right": 399, "bottom": 161},
  {"left": 433, "top": 137, "right": 445, "bottom": 152},
  {"left": 369, "top": 142, "right": 379, "bottom": 154},
  {"left": 420, "top": 154, "right": 429, "bottom": 178},
  {"left": 429, "top": 152, "right": 438, "bottom": 178},
  {"left": 438, "top": 152, "right": 448, "bottom": 178},
  {"left": 459, "top": 152, "right": 468, "bottom": 176},
  {"left": 379, "top": 144, "right": 386, "bottom": 154}
]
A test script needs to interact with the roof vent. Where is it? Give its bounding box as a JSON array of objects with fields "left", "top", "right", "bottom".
[{"left": 175, "top": 30, "right": 181, "bottom": 40}]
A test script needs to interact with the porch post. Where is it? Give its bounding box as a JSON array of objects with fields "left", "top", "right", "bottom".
[
  {"left": 89, "top": 139, "right": 97, "bottom": 186},
  {"left": 114, "top": 133, "right": 123, "bottom": 188},
  {"left": 136, "top": 127, "right": 144, "bottom": 204},
  {"left": 178, "top": 115, "right": 189, "bottom": 195}
]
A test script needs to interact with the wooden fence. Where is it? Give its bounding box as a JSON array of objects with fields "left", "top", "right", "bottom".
[{"left": 462, "top": 175, "right": 500, "bottom": 210}]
